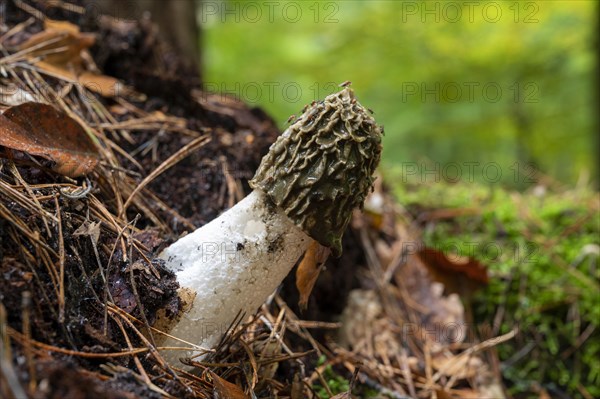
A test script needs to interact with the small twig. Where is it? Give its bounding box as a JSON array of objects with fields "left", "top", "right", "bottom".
[
  {"left": 70, "top": 245, "right": 103, "bottom": 305},
  {"left": 1, "top": 304, "right": 28, "bottom": 399},
  {"left": 431, "top": 329, "right": 517, "bottom": 383},
  {"left": 121, "top": 134, "right": 211, "bottom": 215},
  {"left": 107, "top": 305, "right": 213, "bottom": 353},
  {"left": 108, "top": 306, "right": 194, "bottom": 396},
  {"left": 9, "top": 162, "right": 52, "bottom": 236},
  {"left": 59, "top": 177, "right": 93, "bottom": 199},
  {"left": 423, "top": 341, "right": 436, "bottom": 398},
  {"left": 84, "top": 218, "right": 113, "bottom": 335},
  {"left": 560, "top": 324, "right": 596, "bottom": 360},
  {"left": 21, "top": 291, "right": 36, "bottom": 393},
  {"left": 314, "top": 365, "right": 335, "bottom": 398},
  {"left": 126, "top": 214, "right": 156, "bottom": 346},
  {"left": 357, "top": 370, "right": 414, "bottom": 399},
  {"left": 7, "top": 326, "right": 149, "bottom": 358},
  {"left": 111, "top": 315, "right": 151, "bottom": 385},
  {"left": 53, "top": 195, "right": 66, "bottom": 323},
  {"left": 238, "top": 339, "right": 259, "bottom": 391},
  {"left": 400, "top": 348, "right": 417, "bottom": 398}
]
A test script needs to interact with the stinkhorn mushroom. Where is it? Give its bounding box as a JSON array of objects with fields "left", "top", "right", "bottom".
[{"left": 156, "top": 87, "right": 382, "bottom": 366}]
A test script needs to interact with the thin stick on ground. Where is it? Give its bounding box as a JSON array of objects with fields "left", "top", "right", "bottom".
[{"left": 121, "top": 134, "right": 211, "bottom": 215}]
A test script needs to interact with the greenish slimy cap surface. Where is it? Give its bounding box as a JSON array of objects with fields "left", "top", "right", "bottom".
[{"left": 250, "top": 88, "right": 383, "bottom": 257}]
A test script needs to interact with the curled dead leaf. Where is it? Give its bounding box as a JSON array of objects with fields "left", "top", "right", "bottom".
[
  {"left": 296, "top": 239, "right": 330, "bottom": 310},
  {"left": 0, "top": 102, "right": 98, "bottom": 177},
  {"left": 209, "top": 371, "right": 249, "bottom": 399},
  {"left": 14, "top": 19, "right": 127, "bottom": 99},
  {"left": 73, "top": 221, "right": 101, "bottom": 244},
  {"left": 78, "top": 72, "right": 124, "bottom": 98},
  {"left": 17, "top": 19, "right": 95, "bottom": 66},
  {"left": 417, "top": 247, "right": 488, "bottom": 296}
]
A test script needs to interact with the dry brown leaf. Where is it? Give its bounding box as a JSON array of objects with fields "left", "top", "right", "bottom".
[
  {"left": 296, "top": 239, "right": 330, "bottom": 310},
  {"left": 33, "top": 62, "right": 126, "bottom": 99},
  {"left": 17, "top": 19, "right": 94, "bottom": 66},
  {"left": 31, "top": 60, "right": 78, "bottom": 81},
  {"left": 209, "top": 371, "right": 249, "bottom": 399},
  {"left": 44, "top": 19, "right": 82, "bottom": 35},
  {"left": 419, "top": 248, "right": 488, "bottom": 284},
  {"left": 73, "top": 221, "right": 101, "bottom": 245},
  {"left": 16, "top": 19, "right": 126, "bottom": 99},
  {"left": 78, "top": 72, "right": 124, "bottom": 97},
  {"left": 417, "top": 247, "right": 488, "bottom": 296},
  {"left": 0, "top": 102, "right": 98, "bottom": 177}
]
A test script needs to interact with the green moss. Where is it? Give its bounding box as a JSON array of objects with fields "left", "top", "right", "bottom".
[
  {"left": 390, "top": 177, "right": 599, "bottom": 398},
  {"left": 312, "top": 355, "right": 350, "bottom": 398}
]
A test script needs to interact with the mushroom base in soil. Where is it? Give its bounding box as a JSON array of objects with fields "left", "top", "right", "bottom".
[
  {"left": 157, "top": 190, "right": 310, "bottom": 365},
  {"left": 155, "top": 86, "right": 383, "bottom": 366}
]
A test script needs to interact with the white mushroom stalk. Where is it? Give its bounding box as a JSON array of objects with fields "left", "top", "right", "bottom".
[{"left": 156, "top": 87, "right": 383, "bottom": 366}]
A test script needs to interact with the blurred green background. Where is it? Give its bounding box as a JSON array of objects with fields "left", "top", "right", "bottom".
[{"left": 201, "top": 0, "right": 598, "bottom": 188}]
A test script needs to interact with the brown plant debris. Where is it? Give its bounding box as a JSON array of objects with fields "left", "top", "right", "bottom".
[{"left": 0, "top": 102, "right": 99, "bottom": 177}]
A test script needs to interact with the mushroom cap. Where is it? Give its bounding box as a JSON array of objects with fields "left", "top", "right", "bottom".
[{"left": 250, "top": 88, "right": 383, "bottom": 256}]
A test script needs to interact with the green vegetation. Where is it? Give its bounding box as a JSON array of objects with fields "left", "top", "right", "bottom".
[
  {"left": 203, "top": 0, "right": 597, "bottom": 186},
  {"left": 392, "top": 177, "right": 600, "bottom": 398},
  {"left": 313, "top": 355, "right": 350, "bottom": 398}
]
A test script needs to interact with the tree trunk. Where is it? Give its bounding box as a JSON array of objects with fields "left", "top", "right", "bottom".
[{"left": 94, "top": 0, "right": 201, "bottom": 77}]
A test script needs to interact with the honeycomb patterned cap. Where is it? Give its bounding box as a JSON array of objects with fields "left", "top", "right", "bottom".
[{"left": 250, "top": 88, "right": 383, "bottom": 257}]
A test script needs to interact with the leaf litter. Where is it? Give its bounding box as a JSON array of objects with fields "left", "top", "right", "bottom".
[{"left": 0, "top": 102, "right": 99, "bottom": 177}]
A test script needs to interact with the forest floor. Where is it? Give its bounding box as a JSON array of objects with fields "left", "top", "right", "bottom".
[{"left": 0, "top": 1, "right": 598, "bottom": 399}]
